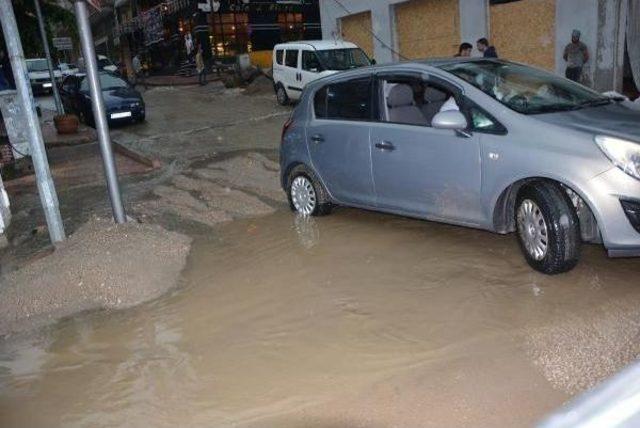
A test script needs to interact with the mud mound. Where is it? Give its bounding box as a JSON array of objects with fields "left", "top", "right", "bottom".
[
  {"left": 243, "top": 74, "right": 274, "bottom": 96},
  {"left": 195, "top": 152, "right": 285, "bottom": 202},
  {"left": 526, "top": 299, "right": 640, "bottom": 394},
  {"left": 0, "top": 218, "right": 191, "bottom": 337}
]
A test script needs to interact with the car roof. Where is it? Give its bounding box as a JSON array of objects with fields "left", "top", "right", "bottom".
[{"left": 274, "top": 39, "right": 359, "bottom": 50}]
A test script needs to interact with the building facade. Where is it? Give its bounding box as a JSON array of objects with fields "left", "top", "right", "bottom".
[
  {"left": 320, "top": 0, "right": 639, "bottom": 95},
  {"left": 95, "top": 0, "right": 321, "bottom": 75}
]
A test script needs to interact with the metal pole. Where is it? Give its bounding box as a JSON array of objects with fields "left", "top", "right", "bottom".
[
  {"left": 33, "top": 0, "right": 64, "bottom": 115},
  {"left": 0, "top": 0, "right": 66, "bottom": 243},
  {"left": 73, "top": 0, "right": 126, "bottom": 224}
]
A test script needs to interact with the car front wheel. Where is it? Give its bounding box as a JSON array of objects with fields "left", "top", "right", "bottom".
[{"left": 515, "top": 182, "right": 581, "bottom": 274}]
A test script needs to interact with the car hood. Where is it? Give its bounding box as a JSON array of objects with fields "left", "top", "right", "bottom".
[
  {"left": 101, "top": 87, "right": 142, "bottom": 105},
  {"left": 534, "top": 102, "right": 640, "bottom": 142},
  {"left": 29, "top": 70, "right": 61, "bottom": 79}
]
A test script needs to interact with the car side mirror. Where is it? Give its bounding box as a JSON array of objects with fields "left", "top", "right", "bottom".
[
  {"left": 432, "top": 110, "right": 468, "bottom": 130},
  {"left": 370, "top": 59, "right": 377, "bottom": 65}
]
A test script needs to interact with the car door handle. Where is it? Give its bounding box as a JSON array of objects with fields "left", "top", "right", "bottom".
[
  {"left": 375, "top": 141, "right": 395, "bottom": 151},
  {"left": 311, "top": 134, "right": 324, "bottom": 143}
]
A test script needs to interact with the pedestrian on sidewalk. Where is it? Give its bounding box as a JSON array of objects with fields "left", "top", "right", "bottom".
[
  {"left": 477, "top": 38, "right": 498, "bottom": 58},
  {"left": 455, "top": 42, "right": 473, "bottom": 57},
  {"left": 132, "top": 53, "right": 147, "bottom": 90},
  {"left": 196, "top": 44, "right": 207, "bottom": 86},
  {"left": 563, "top": 29, "right": 589, "bottom": 82}
]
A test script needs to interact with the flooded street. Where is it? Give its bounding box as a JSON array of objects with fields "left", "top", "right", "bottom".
[{"left": 2, "top": 208, "right": 640, "bottom": 427}]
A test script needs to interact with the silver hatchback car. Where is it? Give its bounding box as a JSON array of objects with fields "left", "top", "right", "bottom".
[{"left": 280, "top": 58, "right": 640, "bottom": 274}]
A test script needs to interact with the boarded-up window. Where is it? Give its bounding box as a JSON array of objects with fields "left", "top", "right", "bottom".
[
  {"left": 490, "top": 0, "right": 556, "bottom": 70},
  {"left": 340, "top": 11, "right": 374, "bottom": 58},
  {"left": 396, "top": 0, "right": 460, "bottom": 59}
]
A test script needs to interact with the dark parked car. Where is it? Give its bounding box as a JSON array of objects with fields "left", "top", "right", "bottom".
[{"left": 59, "top": 72, "right": 145, "bottom": 126}]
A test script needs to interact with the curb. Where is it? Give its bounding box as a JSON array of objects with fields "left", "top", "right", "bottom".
[{"left": 112, "top": 141, "right": 162, "bottom": 169}]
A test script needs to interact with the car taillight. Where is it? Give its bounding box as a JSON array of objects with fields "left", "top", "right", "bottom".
[{"left": 281, "top": 116, "right": 293, "bottom": 144}]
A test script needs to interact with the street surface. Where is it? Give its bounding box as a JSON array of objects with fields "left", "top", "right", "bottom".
[{"left": 1, "top": 83, "right": 640, "bottom": 427}]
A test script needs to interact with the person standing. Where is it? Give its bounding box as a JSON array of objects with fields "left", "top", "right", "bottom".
[
  {"left": 132, "top": 53, "right": 147, "bottom": 90},
  {"left": 195, "top": 45, "right": 206, "bottom": 86},
  {"left": 477, "top": 38, "right": 498, "bottom": 58},
  {"left": 563, "top": 29, "right": 589, "bottom": 82},
  {"left": 455, "top": 42, "right": 473, "bottom": 57}
]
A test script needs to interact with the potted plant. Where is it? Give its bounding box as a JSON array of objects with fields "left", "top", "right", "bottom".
[{"left": 53, "top": 113, "right": 79, "bottom": 135}]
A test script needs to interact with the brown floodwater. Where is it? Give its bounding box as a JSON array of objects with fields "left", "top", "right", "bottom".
[{"left": 1, "top": 208, "right": 640, "bottom": 427}]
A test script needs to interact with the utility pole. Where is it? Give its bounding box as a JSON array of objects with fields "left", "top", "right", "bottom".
[
  {"left": 73, "top": 0, "right": 126, "bottom": 224},
  {"left": 33, "top": 0, "right": 65, "bottom": 116},
  {"left": 0, "top": 0, "right": 66, "bottom": 243}
]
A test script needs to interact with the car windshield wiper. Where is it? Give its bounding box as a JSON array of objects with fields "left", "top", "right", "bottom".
[
  {"left": 526, "top": 104, "right": 581, "bottom": 114},
  {"left": 579, "top": 98, "right": 614, "bottom": 107}
]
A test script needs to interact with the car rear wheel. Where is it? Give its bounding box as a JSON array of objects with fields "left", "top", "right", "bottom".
[
  {"left": 276, "top": 84, "right": 289, "bottom": 106},
  {"left": 515, "top": 182, "right": 580, "bottom": 274},
  {"left": 287, "top": 165, "right": 331, "bottom": 216}
]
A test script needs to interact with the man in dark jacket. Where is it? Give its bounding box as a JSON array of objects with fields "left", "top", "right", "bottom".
[
  {"left": 477, "top": 38, "right": 498, "bottom": 58},
  {"left": 0, "top": 49, "right": 15, "bottom": 89}
]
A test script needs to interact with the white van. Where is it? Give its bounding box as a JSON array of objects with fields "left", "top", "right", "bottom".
[{"left": 272, "top": 40, "right": 371, "bottom": 105}]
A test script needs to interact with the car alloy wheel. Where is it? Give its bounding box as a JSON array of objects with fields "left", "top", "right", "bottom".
[
  {"left": 517, "top": 199, "right": 549, "bottom": 261},
  {"left": 290, "top": 176, "right": 317, "bottom": 216}
]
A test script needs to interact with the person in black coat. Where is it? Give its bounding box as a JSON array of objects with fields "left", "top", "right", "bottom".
[{"left": 477, "top": 38, "right": 498, "bottom": 58}]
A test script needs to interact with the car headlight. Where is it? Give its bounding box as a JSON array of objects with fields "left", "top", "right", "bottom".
[{"left": 595, "top": 135, "right": 640, "bottom": 180}]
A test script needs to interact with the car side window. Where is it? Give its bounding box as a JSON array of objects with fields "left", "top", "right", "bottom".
[
  {"left": 285, "top": 50, "right": 298, "bottom": 68},
  {"left": 314, "top": 86, "right": 328, "bottom": 118},
  {"left": 463, "top": 100, "right": 507, "bottom": 135},
  {"left": 275, "top": 49, "right": 284, "bottom": 65},
  {"left": 315, "top": 77, "right": 371, "bottom": 121},
  {"left": 302, "top": 51, "right": 322, "bottom": 72}
]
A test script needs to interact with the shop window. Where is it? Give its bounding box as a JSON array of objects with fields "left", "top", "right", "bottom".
[
  {"left": 210, "top": 12, "right": 249, "bottom": 59},
  {"left": 278, "top": 12, "right": 304, "bottom": 42}
]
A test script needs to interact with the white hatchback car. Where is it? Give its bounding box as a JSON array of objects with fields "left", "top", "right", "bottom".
[{"left": 272, "top": 40, "right": 371, "bottom": 105}]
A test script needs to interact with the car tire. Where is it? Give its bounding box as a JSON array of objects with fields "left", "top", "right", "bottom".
[
  {"left": 515, "top": 182, "right": 581, "bottom": 274},
  {"left": 287, "top": 165, "right": 332, "bottom": 216},
  {"left": 275, "top": 84, "right": 289, "bottom": 106}
]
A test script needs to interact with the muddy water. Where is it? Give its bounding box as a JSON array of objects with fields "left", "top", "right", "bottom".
[{"left": 2, "top": 209, "right": 640, "bottom": 427}]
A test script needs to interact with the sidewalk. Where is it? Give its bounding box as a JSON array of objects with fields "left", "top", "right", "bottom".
[{"left": 145, "top": 73, "right": 221, "bottom": 87}]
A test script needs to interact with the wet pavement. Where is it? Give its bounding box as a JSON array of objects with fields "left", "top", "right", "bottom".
[{"left": 2, "top": 207, "right": 640, "bottom": 427}]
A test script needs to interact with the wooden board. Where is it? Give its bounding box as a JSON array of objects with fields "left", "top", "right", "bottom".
[
  {"left": 396, "top": 0, "right": 460, "bottom": 60},
  {"left": 490, "top": 0, "right": 556, "bottom": 70},
  {"left": 340, "top": 11, "right": 374, "bottom": 58}
]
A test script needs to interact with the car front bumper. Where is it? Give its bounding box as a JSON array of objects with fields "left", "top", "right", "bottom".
[
  {"left": 585, "top": 167, "right": 640, "bottom": 257},
  {"left": 31, "top": 81, "right": 53, "bottom": 94}
]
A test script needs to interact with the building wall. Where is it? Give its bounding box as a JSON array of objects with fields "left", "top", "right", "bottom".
[
  {"left": 395, "top": 0, "right": 459, "bottom": 59},
  {"left": 490, "top": 0, "right": 556, "bottom": 70},
  {"left": 340, "top": 11, "right": 374, "bottom": 58}
]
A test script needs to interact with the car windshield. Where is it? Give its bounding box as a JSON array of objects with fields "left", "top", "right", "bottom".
[
  {"left": 439, "top": 60, "right": 615, "bottom": 114},
  {"left": 315, "top": 48, "right": 370, "bottom": 71},
  {"left": 80, "top": 74, "right": 128, "bottom": 92},
  {"left": 27, "top": 59, "right": 49, "bottom": 72},
  {"left": 98, "top": 58, "right": 113, "bottom": 69}
]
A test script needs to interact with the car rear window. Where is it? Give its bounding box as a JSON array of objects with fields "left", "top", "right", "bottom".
[
  {"left": 314, "top": 77, "right": 372, "bottom": 121},
  {"left": 285, "top": 50, "right": 298, "bottom": 68},
  {"left": 275, "top": 49, "right": 284, "bottom": 65}
]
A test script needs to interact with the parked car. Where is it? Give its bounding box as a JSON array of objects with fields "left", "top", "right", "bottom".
[
  {"left": 26, "top": 58, "right": 61, "bottom": 95},
  {"left": 58, "top": 62, "right": 79, "bottom": 77},
  {"left": 272, "top": 40, "right": 371, "bottom": 106},
  {"left": 59, "top": 72, "right": 145, "bottom": 126},
  {"left": 78, "top": 55, "right": 118, "bottom": 73},
  {"left": 280, "top": 58, "right": 640, "bottom": 274}
]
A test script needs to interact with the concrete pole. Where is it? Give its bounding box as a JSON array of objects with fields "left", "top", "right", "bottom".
[
  {"left": 0, "top": 0, "right": 66, "bottom": 243},
  {"left": 73, "top": 0, "right": 126, "bottom": 224},
  {"left": 33, "top": 0, "right": 65, "bottom": 115}
]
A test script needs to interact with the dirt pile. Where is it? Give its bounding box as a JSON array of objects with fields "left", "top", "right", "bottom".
[
  {"left": 137, "top": 152, "right": 283, "bottom": 227},
  {"left": 243, "top": 74, "right": 274, "bottom": 96},
  {"left": 0, "top": 218, "right": 191, "bottom": 338},
  {"left": 526, "top": 298, "right": 640, "bottom": 394}
]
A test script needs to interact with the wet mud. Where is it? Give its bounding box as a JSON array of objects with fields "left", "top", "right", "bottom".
[{"left": 1, "top": 208, "right": 640, "bottom": 427}]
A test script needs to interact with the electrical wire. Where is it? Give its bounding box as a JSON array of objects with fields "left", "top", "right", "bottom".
[{"left": 331, "top": 0, "right": 410, "bottom": 61}]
